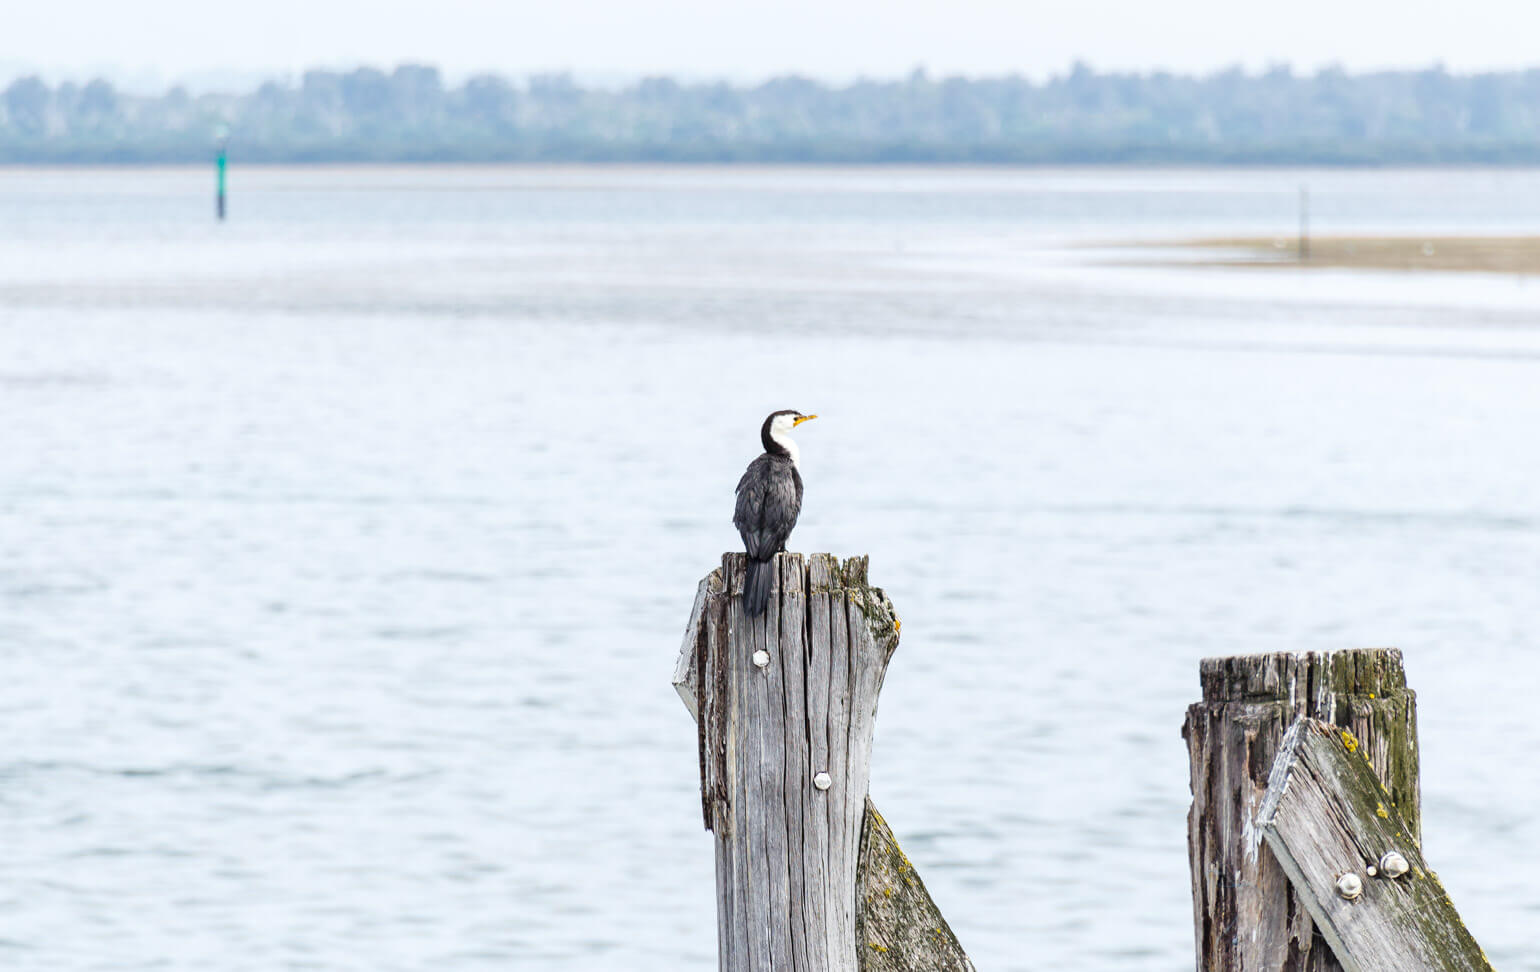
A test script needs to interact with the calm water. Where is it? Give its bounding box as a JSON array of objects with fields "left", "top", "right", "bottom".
[{"left": 2, "top": 166, "right": 1538, "bottom": 970}]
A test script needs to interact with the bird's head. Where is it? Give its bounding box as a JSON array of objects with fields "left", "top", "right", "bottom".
[
  {"left": 767, "top": 410, "right": 817, "bottom": 434},
  {"left": 762, "top": 410, "right": 817, "bottom": 455}
]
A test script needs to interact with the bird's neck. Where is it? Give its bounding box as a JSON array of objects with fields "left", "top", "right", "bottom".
[{"left": 765, "top": 427, "right": 800, "bottom": 467}]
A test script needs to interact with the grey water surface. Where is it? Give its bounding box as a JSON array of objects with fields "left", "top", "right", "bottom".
[{"left": 2, "top": 166, "right": 1538, "bottom": 969}]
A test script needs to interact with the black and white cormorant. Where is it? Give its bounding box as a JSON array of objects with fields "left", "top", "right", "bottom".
[{"left": 734, "top": 409, "right": 817, "bottom": 617}]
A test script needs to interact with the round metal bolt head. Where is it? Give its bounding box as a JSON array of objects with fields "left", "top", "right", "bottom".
[
  {"left": 813, "top": 772, "right": 832, "bottom": 790},
  {"left": 1335, "top": 873, "right": 1363, "bottom": 900},
  {"left": 752, "top": 650, "right": 770, "bottom": 668},
  {"left": 1379, "top": 852, "right": 1410, "bottom": 878}
]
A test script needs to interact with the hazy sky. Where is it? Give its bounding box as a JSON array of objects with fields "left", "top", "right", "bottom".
[{"left": 8, "top": 0, "right": 1536, "bottom": 90}]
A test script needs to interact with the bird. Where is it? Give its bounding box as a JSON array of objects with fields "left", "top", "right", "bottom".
[{"left": 734, "top": 409, "right": 817, "bottom": 617}]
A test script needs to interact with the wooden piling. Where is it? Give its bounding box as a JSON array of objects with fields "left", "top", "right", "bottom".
[
  {"left": 674, "top": 552, "right": 973, "bottom": 972},
  {"left": 1182, "top": 649, "right": 1420, "bottom": 971}
]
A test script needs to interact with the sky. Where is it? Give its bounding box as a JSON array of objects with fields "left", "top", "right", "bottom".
[{"left": 6, "top": 0, "right": 1537, "bottom": 92}]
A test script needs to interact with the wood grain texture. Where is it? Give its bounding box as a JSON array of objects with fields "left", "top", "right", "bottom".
[
  {"left": 1257, "top": 718, "right": 1491, "bottom": 972},
  {"left": 1181, "top": 649, "right": 1419, "bottom": 972},
  {"left": 673, "top": 553, "right": 972, "bottom": 972}
]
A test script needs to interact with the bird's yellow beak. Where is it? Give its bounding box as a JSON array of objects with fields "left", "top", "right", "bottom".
[{"left": 793, "top": 414, "right": 818, "bottom": 427}]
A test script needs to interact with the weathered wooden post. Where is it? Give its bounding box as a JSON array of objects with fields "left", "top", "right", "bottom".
[
  {"left": 1182, "top": 649, "right": 1421, "bottom": 970},
  {"left": 673, "top": 552, "right": 972, "bottom": 972}
]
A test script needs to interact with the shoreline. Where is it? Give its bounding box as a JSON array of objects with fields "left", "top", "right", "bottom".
[{"left": 1125, "top": 236, "right": 1540, "bottom": 275}]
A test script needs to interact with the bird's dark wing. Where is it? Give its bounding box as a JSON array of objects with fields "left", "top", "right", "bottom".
[{"left": 734, "top": 455, "right": 803, "bottom": 560}]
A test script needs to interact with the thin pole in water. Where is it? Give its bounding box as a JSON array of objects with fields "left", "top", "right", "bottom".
[
  {"left": 1298, "top": 183, "right": 1309, "bottom": 261},
  {"left": 215, "top": 124, "right": 230, "bottom": 221}
]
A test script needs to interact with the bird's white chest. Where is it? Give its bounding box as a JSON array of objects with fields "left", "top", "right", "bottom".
[{"left": 768, "top": 428, "right": 800, "bottom": 468}]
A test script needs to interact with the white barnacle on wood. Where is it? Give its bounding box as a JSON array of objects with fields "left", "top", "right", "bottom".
[
  {"left": 1334, "top": 872, "right": 1363, "bottom": 900},
  {"left": 752, "top": 649, "right": 770, "bottom": 668},
  {"left": 813, "top": 771, "right": 831, "bottom": 790},
  {"left": 1378, "top": 852, "right": 1409, "bottom": 879}
]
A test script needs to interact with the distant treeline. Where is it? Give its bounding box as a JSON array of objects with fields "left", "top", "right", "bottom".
[{"left": 5, "top": 63, "right": 1540, "bottom": 164}]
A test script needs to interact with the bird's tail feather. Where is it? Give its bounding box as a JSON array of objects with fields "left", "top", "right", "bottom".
[{"left": 745, "top": 557, "right": 774, "bottom": 618}]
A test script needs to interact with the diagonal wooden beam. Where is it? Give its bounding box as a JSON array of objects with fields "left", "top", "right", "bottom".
[{"left": 1257, "top": 718, "right": 1492, "bottom": 972}]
